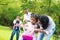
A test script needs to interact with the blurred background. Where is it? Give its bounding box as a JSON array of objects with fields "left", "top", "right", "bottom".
[{"left": 0, "top": 0, "right": 60, "bottom": 40}]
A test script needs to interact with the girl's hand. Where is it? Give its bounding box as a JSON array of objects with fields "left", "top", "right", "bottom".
[
  {"left": 34, "top": 29, "right": 38, "bottom": 33},
  {"left": 34, "top": 29, "right": 43, "bottom": 33},
  {"left": 39, "top": 30, "right": 43, "bottom": 32},
  {"left": 39, "top": 30, "right": 47, "bottom": 34}
]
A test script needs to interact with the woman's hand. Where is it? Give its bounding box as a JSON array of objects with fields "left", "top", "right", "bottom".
[{"left": 39, "top": 30, "right": 47, "bottom": 34}]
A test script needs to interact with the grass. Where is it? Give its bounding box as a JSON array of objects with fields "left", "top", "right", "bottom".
[
  {"left": 0, "top": 26, "right": 56, "bottom": 40},
  {"left": 0, "top": 26, "right": 15, "bottom": 40},
  {"left": 0, "top": 26, "right": 22, "bottom": 40}
]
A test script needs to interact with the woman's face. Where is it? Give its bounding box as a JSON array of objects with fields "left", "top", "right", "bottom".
[
  {"left": 38, "top": 19, "right": 42, "bottom": 25},
  {"left": 30, "top": 17, "right": 36, "bottom": 25}
]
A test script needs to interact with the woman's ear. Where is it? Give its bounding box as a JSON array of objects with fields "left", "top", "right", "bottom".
[{"left": 38, "top": 20, "right": 42, "bottom": 25}]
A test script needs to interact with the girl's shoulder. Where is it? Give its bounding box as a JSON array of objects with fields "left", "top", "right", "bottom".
[
  {"left": 24, "top": 22, "right": 30, "bottom": 27},
  {"left": 26, "top": 22, "right": 31, "bottom": 24},
  {"left": 28, "top": 12, "right": 31, "bottom": 14},
  {"left": 20, "top": 21, "right": 22, "bottom": 24}
]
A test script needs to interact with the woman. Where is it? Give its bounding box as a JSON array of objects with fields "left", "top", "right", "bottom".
[{"left": 35, "top": 15, "right": 55, "bottom": 40}]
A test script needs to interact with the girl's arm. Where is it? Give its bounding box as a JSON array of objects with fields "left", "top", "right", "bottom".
[
  {"left": 34, "top": 29, "right": 46, "bottom": 34},
  {"left": 34, "top": 25, "right": 41, "bottom": 33},
  {"left": 23, "top": 24, "right": 28, "bottom": 32}
]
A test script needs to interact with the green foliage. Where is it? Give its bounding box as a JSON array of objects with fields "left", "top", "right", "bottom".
[{"left": 0, "top": 0, "right": 60, "bottom": 34}]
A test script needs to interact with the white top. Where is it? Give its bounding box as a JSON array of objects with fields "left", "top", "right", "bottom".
[
  {"left": 39, "top": 16, "right": 55, "bottom": 35},
  {"left": 13, "top": 19, "right": 23, "bottom": 30},
  {"left": 45, "top": 16, "right": 55, "bottom": 34},
  {"left": 24, "top": 12, "right": 31, "bottom": 22},
  {"left": 23, "top": 22, "right": 37, "bottom": 37}
]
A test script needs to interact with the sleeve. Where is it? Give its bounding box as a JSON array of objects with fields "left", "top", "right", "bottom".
[
  {"left": 13, "top": 20, "right": 16, "bottom": 24},
  {"left": 20, "top": 21, "right": 22, "bottom": 24},
  {"left": 23, "top": 23, "right": 29, "bottom": 32},
  {"left": 20, "top": 21, "right": 23, "bottom": 27},
  {"left": 13, "top": 20, "right": 16, "bottom": 29}
]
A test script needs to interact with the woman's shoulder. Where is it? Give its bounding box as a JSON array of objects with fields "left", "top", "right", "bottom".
[{"left": 47, "top": 16, "right": 55, "bottom": 25}]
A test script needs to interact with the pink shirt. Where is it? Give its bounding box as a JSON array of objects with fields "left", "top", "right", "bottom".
[{"left": 23, "top": 22, "right": 37, "bottom": 37}]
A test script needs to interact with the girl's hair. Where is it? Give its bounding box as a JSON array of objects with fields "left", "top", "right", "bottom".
[
  {"left": 31, "top": 13, "right": 38, "bottom": 22},
  {"left": 38, "top": 15, "right": 49, "bottom": 29}
]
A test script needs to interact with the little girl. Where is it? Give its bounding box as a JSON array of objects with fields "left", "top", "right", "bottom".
[
  {"left": 10, "top": 16, "right": 23, "bottom": 40},
  {"left": 21, "top": 14, "right": 38, "bottom": 40}
]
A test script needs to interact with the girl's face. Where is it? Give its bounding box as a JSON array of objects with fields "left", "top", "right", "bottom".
[
  {"left": 30, "top": 17, "right": 36, "bottom": 25},
  {"left": 16, "top": 16, "right": 20, "bottom": 19}
]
